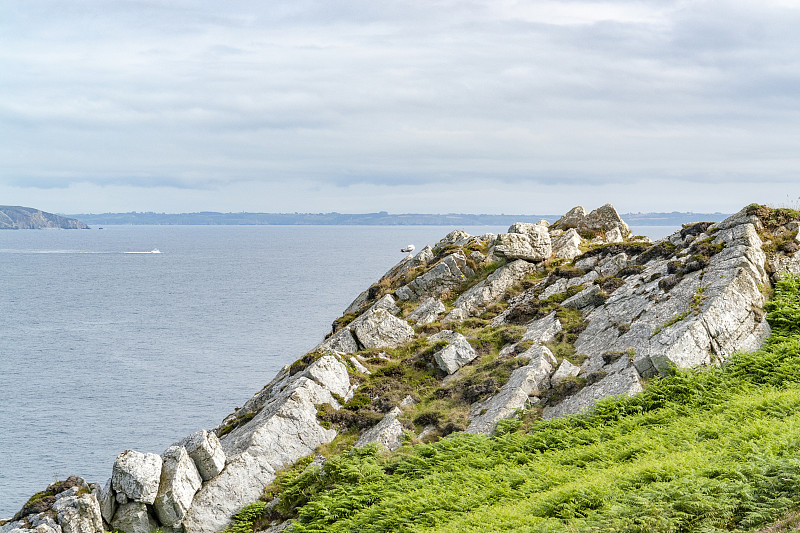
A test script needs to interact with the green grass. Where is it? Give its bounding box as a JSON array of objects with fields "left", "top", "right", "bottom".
[{"left": 230, "top": 274, "right": 800, "bottom": 533}]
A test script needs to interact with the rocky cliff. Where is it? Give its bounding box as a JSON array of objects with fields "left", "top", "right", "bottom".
[
  {"left": 0, "top": 206, "right": 88, "bottom": 229},
  {"left": 4, "top": 203, "right": 800, "bottom": 533}
]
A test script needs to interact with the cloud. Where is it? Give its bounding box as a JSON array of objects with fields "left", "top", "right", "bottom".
[{"left": 1, "top": 0, "right": 799, "bottom": 211}]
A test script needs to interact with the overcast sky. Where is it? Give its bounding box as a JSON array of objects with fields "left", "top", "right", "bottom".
[{"left": 1, "top": 0, "right": 799, "bottom": 215}]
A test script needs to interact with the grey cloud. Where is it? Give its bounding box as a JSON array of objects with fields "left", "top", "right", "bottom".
[{"left": 2, "top": 0, "right": 800, "bottom": 211}]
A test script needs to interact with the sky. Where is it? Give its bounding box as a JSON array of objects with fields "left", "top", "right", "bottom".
[{"left": 1, "top": 0, "right": 799, "bottom": 215}]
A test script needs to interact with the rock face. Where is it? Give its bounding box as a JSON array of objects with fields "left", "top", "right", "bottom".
[
  {"left": 0, "top": 206, "right": 88, "bottom": 229},
  {"left": 16, "top": 203, "right": 800, "bottom": 533},
  {"left": 111, "top": 450, "right": 162, "bottom": 505},
  {"left": 182, "top": 355, "right": 350, "bottom": 533}
]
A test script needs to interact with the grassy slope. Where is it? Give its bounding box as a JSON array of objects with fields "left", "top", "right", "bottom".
[{"left": 228, "top": 274, "right": 800, "bottom": 533}]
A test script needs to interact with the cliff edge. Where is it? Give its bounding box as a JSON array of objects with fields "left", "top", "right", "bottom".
[{"left": 0, "top": 206, "right": 88, "bottom": 229}]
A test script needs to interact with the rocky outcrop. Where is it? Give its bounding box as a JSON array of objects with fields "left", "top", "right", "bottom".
[
  {"left": 445, "top": 259, "right": 537, "bottom": 321},
  {"left": 466, "top": 346, "right": 557, "bottom": 434},
  {"left": 14, "top": 203, "right": 800, "bottom": 533},
  {"left": 3, "top": 477, "right": 103, "bottom": 533},
  {"left": 0, "top": 206, "right": 88, "bottom": 229}
]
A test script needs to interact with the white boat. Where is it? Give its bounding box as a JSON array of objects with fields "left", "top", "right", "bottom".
[{"left": 150, "top": 249, "right": 161, "bottom": 254}]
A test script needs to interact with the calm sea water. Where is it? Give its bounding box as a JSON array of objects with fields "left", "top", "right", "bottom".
[{"left": 0, "top": 224, "right": 676, "bottom": 517}]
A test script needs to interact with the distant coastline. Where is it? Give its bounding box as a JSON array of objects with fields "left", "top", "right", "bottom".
[{"left": 66, "top": 211, "right": 730, "bottom": 227}]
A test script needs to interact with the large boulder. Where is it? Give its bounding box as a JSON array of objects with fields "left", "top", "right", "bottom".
[
  {"left": 577, "top": 204, "right": 631, "bottom": 237},
  {"left": 351, "top": 308, "right": 415, "bottom": 350},
  {"left": 111, "top": 450, "right": 162, "bottom": 504},
  {"left": 316, "top": 327, "right": 359, "bottom": 354},
  {"left": 429, "top": 330, "right": 478, "bottom": 375},
  {"left": 555, "top": 206, "right": 588, "bottom": 229},
  {"left": 493, "top": 230, "right": 551, "bottom": 262},
  {"left": 354, "top": 407, "right": 405, "bottom": 451},
  {"left": 551, "top": 228, "right": 583, "bottom": 260},
  {"left": 153, "top": 446, "right": 203, "bottom": 527},
  {"left": 175, "top": 430, "right": 226, "bottom": 482}
]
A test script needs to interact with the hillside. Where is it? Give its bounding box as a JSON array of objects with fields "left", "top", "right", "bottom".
[
  {"left": 3, "top": 203, "right": 800, "bottom": 533},
  {"left": 0, "top": 206, "right": 88, "bottom": 229}
]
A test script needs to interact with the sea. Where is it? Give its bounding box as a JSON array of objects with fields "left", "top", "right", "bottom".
[{"left": 0, "top": 224, "right": 677, "bottom": 517}]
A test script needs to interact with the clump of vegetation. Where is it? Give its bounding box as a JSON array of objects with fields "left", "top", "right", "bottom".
[
  {"left": 12, "top": 476, "right": 87, "bottom": 521},
  {"left": 747, "top": 204, "right": 800, "bottom": 229},
  {"left": 635, "top": 240, "right": 678, "bottom": 264},
  {"left": 289, "top": 352, "right": 325, "bottom": 376},
  {"left": 218, "top": 407, "right": 263, "bottom": 438},
  {"left": 213, "top": 274, "right": 800, "bottom": 533},
  {"left": 575, "top": 242, "right": 651, "bottom": 261},
  {"left": 680, "top": 221, "right": 714, "bottom": 240}
]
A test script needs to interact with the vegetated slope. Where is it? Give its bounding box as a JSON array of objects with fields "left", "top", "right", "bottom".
[
  {"left": 229, "top": 273, "right": 800, "bottom": 533},
  {"left": 0, "top": 206, "right": 88, "bottom": 229}
]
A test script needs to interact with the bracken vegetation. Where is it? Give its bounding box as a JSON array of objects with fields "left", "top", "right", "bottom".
[{"left": 224, "top": 274, "right": 800, "bottom": 533}]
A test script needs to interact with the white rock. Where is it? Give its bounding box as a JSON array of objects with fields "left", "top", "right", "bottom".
[
  {"left": 396, "top": 252, "right": 469, "bottom": 300},
  {"left": 429, "top": 330, "right": 478, "bottom": 374},
  {"left": 467, "top": 346, "right": 556, "bottom": 434},
  {"left": 176, "top": 430, "right": 226, "bottom": 481},
  {"left": 183, "top": 377, "right": 339, "bottom": 533},
  {"left": 407, "top": 297, "right": 445, "bottom": 325},
  {"left": 111, "top": 450, "right": 162, "bottom": 504},
  {"left": 371, "top": 294, "right": 400, "bottom": 315},
  {"left": 494, "top": 231, "right": 551, "bottom": 262},
  {"left": 52, "top": 494, "right": 104, "bottom": 533},
  {"left": 302, "top": 355, "right": 352, "bottom": 399},
  {"left": 351, "top": 308, "right": 415, "bottom": 350},
  {"left": 551, "top": 228, "right": 583, "bottom": 260},
  {"left": 412, "top": 245, "right": 434, "bottom": 267},
  {"left": 154, "top": 446, "right": 203, "bottom": 527},
  {"left": 355, "top": 407, "right": 405, "bottom": 451},
  {"left": 110, "top": 502, "right": 157, "bottom": 533},
  {"left": 315, "top": 327, "right": 359, "bottom": 354},
  {"left": 555, "top": 206, "right": 588, "bottom": 229},
  {"left": 551, "top": 360, "right": 581, "bottom": 386},
  {"left": 605, "top": 227, "right": 624, "bottom": 243}
]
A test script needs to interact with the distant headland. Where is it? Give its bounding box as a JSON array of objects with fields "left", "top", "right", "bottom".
[{"left": 0, "top": 206, "right": 88, "bottom": 229}]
